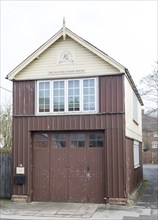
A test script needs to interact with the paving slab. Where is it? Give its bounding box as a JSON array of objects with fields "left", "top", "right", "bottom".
[
  {"left": 0, "top": 164, "right": 158, "bottom": 219},
  {"left": 92, "top": 207, "right": 151, "bottom": 219},
  {"left": 56, "top": 203, "right": 83, "bottom": 215}
]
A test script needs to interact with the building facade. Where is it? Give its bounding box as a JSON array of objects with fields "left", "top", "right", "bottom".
[{"left": 7, "top": 25, "right": 143, "bottom": 204}]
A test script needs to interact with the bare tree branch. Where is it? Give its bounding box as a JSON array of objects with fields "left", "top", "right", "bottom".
[
  {"left": 139, "top": 61, "right": 158, "bottom": 116},
  {"left": 0, "top": 103, "right": 12, "bottom": 148}
]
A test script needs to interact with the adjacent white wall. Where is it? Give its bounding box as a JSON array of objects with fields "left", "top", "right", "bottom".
[{"left": 124, "top": 76, "right": 142, "bottom": 142}]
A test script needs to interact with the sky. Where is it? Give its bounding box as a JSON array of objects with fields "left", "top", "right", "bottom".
[{"left": 0, "top": 0, "right": 157, "bottom": 106}]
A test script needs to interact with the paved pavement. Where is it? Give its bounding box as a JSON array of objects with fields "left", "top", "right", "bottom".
[
  {"left": 0, "top": 164, "right": 158, "bottom": 220},
  {"left": 123, "top": 164, "right": 158, "bottom": 220},
  {"left": 136, "top": 164, "right": 158, "bottom": 209}
]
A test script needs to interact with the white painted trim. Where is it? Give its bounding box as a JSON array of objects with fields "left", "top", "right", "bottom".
[{"left": 134, "top": 165, "right": 140, "bottom": 169}]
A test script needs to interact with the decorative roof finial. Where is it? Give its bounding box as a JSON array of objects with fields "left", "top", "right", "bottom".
[{"left": 63, "top": 17, "right": 66, "bottom": 40}]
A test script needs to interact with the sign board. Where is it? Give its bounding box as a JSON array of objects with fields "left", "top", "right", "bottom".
[{"left": 16, "top": 167, "right": 25, "bottom": 175}]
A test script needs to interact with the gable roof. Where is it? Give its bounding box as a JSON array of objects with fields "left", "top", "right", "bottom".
[
  {"left": 6, "top": 26, "right": 143, "bottom": 105},
  {"left": 6, "top": 27, "right": 126, "bottom": 80}
]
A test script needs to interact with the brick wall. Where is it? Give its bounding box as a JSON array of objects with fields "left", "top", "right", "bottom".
[{"left": 142, "top": 150, "right": 158, "bottom": 164}]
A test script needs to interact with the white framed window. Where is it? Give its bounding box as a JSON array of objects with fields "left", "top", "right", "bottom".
[
  {"left": 36, "top": 78, "right": 98, "bottom": 114},
  {"left": 152, "top": 141, "right": 158, "bottom": 149},
  {"left": 68, "top": 80, "right": 80, "bottom": 111},
  {"left": 133, "top": 140, "right": 140, "bottom": 168},
  {"left": 133, "top": 92, "right": 138, "bottom": 123},
  {"left": 38, "top": 81, "right": 50, "bottom": 112},
  {"left": 53, "top": 80, "right": 65, "bottom": 112},
  {"left": 83, "top": 79, "right": 95, "bottom": 111},
  {"left": 153, "top": 132, "right": 158, "bottom": 138}
]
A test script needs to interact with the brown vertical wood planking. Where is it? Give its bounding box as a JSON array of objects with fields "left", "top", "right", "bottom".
[
  {"left": 12, "top": 74, "right": 135, "bottom": 203},
  {"left": 13, "top": 75, "right": 124, "bottom": 116},
  {"left": 13, "top": 114, "right": 126, "bottom": 201},
  {"left": 13, "top": 81, "right": 35, "bottom": 115},
  {"left": 125, "top": 138, "right": 143, "bottom": 194}
]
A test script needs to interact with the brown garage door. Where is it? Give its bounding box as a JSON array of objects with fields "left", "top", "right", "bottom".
[{"left": 32, "top": 131, "right": 105, "bottom": 203}]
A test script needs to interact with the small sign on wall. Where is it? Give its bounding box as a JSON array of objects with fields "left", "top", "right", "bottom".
[{"left": 16, "top": 167, "right": 25, "bottom": 175}]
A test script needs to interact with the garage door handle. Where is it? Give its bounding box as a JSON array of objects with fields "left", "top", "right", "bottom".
[
  {"left": 87, "top": 166, "right": 90, "bottom": 172},
  {"left": 65, "top": 165, "right": 70, "bottom": 168}
]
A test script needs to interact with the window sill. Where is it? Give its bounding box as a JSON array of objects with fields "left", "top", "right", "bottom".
[
  {"left": 134, "top": 164, "right": 140, "bottom": 169},
  {"left": 35, "top": 111, "right": 98, "bottom": 116}
]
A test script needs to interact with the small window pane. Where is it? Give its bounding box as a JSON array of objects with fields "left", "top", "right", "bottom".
[
  {"left": 83, "top": 104, "right": 88, "bottom": 110},
  {"left": 39, "top": 105, "right": 44, "bottom": 112},
  {"left": 89, "top": 132, "right": 104, "bottom": 147},
  {"left": 90, "top": 96, "right": 94, "bottom": 102},
  {"left": 84, "top": 96, "right": 89, "bottom": 102},
  {"left": 78, "top": 133, "right": 84, "bottom": 139},
  {"left": 89, "top": 141, "right": 96, "bottom": 148},
  {"left": 96, "top": 133, "right": 104, "bottom": 139},
  {"left": 71, "top": 133, "right": 85, "bottom": 148},
  {"left": 68, "top": 97, "right": 73, "bottom": 102},
  {"left": 90, "top": 88, "right": 94, "bottom": 94},
  {"left": 75, "top": 103, "right": 79, "bottom": 109},
  {"left": 34, "top": 133, "right": 48, "bottom": 148},
  {"left": 60, "top": 97, "right": 64, "bottom": 103},
  {"left": 39, "top": 91, "right": 44, "bottom": 98},
  {"left": 45, "top": 98, "right": 50, "bottom": 104},
  {"left": 53, "top": 81, "right": 65, "bottom": 112},
  {"left": 54, "top": 90, "right": 59, "bottom": 96},
  {"left": 45, "top": 82, "right": 50, "bottom": 89},
  {"left": 97, "top": 140, "right": 103, "bottom": 147},
  {"left": 133, "top": 141, "right": 139, "bottom": 167},
  {"left": 45, "top": 90, "right": 50, "bottom": 97},
  {"left": 68, "top": 80, "right": 80, "bottom": 111},
  {"left": 54, "top": 82, "right": 58, "bottom": 88},
  {"left": 152, "top": 142, "right": 158, "bottom": 149},
  {"left": 54, "top": 105, "right": 58, "bottom": 112},
  {"left": 83, "top": 80, "right": 88, "bottom": 87},
  {"left": 84, "top": 88, "right": 88, "bottom": 95},
  {"left": 83, "top": 79, "right": 95, "bottom": 111},
  {"left": 68, "top": 89, "right": 73, "bottom": 95},
  {"left": 34, "top": 133, "right": 48, "bottom": 141},
  {"left": 90, "top": 105, "right": 95, "bottom": 110},
  {"left": 45, "top": 105, "right": 50, "bottom": 111},
  {"left": 68, "top": 81, "right": 73, "bottom": 87},
  {"left": 39, "top": 83, "right": 44, "bottom": 89},
  {"left": 38, "top": 82, "right": 50, "bottom": 112},
  {"left": 75, "top": 90, "right": 79, "bottom": 95},
  {"left": 60, "top": 105, "right": 64, "bottom": 111},
  {"left": 52, "top": 133, "right": 66, "bottom": 148},
  {"left": 90, "top": 79, "right": 94, "bottom": 86},
  {"left": 60, "top": 81, "right": 64, "bottom": 88},
  {"left": 60, "top": 89, "right": 64, "bottom": 96},
  {"left": 89, "top": 133, "right": 95, "bottom": 140},
  {"left": 39, "top": 98, "right": 44, "bottom": 105}
]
